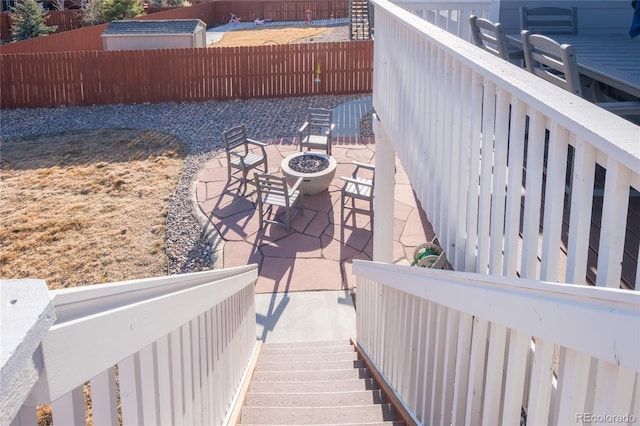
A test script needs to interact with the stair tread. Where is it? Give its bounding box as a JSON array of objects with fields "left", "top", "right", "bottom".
[
  {"left": 240, "top": 423, "right": 404, "bottom": 426},
  {"left": 256, "top": 360, "right": 366, "bottom": 372},
  {"left": 249, "top": 378, "right": 380, "bottom": 393},
  {"left": 259, "top": 352, "right": 358, "bottom": 362},
  {"left": 260, "top": 345, "right": 356, "bottom": 356},
  {"left": 245, "top": 390, "right": 386, "bottom": 407},
  {"left": 240, "top": 404, "right": 398, "bottom": 424},
  {"left": 261, "top": 340, "right": 350, "bottom": 349},
  {"left": 252, "top": 368, "right": 372, "bottom": 382}
]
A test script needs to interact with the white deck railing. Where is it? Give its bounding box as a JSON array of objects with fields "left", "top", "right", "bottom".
[
  {"left": 5, "top": 266, "right": 258, "bottom": 426},
  {"left": 389, "top": 0, "right": 492, "bottom": 41},
  {"left": 372, "top": 0, "right": 640, "bottom": 288},
  {"left": 355, "top": 260, "right": 640, "bottom": 425}
]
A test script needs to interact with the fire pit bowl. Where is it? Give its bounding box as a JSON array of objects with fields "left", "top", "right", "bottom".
[{"left": 281, "top": 152, "right": 337, "bottom": 195}]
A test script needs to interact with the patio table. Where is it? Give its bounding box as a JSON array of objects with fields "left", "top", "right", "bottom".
[{"left": 507, "top": 33, "right": 640, "bottom": 99}]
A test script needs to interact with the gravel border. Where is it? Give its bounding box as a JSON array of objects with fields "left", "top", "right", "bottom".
[{"left": 1, "top": 94, "right": 371, "bottom": 275}]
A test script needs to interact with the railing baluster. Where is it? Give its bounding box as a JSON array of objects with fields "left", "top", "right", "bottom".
[
  {"left": 503, "top": 99, "right": 527, "bottom": 278},
  {"left": 429, "top": 304, "right": 446, "bottom": 424},
  {"left": 541, "top": 123, "right": 570, "bottom": 283},
  {"left": 465, "top": 316, "right": 488, "bottom": 423},
  {"left": 482, "top": 322, "right": 507, "bottom": 425},
  {"left": 501, "top": 329, "right": 530, "bottom": 425},
  {"left": 155, "top": 336, "right": 173, "bottom": 425},
  {"left": 139, "top": 343, "right": 158, "bottom": 424},
  {"left": 526, "top": 337, "right": 555, "bottom": 425},
  {"left": 90, "top": 367, "right": 118, "bottom": 425},
  {"left": 453, "top": 65, "right": 472, "bottom": 270},
  {"left": 596, "top": 160, "right": 631, "bottom": 287},
  {"left": 119, "top": 354, "right": 142, "bottom": 426},
  {"left": 181, "top": 322, "right": 194, "bottom": 425},
  {"left": 451, "top": 311, "right": 473, "bottom": 425},
  {"left": 465, "top": 71, "right": 483, "bottom": 271},
  {"left": 440, "top": 308, "right": 459, "bottom": 426},
  {"left": 51, "top": 386, "right": 84, "bottom": 426},
  {"left": 169, "top": 328, "right": 183, "bottom": 425},
  {"left": 555, "top": 348, "right": 591, "bottom": 424},
  {"left": 477, "top": 79, "right": 497, "bottom": 274},
  {"left": 489, "top": 88, "right": 511, "bottom": 275},
  {"left": 566, "top": 139, "right": 596, "bottom": 284},
  {"left": 521, "top": 110, "right": 547, "bottom": 280}
]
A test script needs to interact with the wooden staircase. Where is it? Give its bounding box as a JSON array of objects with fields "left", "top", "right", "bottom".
[
  {"left": 350, "top": 0, "right": 371, "bottom": 40},
  {"left": 234, "top": 340, "right": 408, "bottom": 425}
]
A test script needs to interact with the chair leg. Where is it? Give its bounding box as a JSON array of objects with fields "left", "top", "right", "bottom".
[
  {"left": 285, "top": 206, "right": 291, "bottom": 232},
  {"left": 257, "top": 198, "right": 264, "bottom": 230}
]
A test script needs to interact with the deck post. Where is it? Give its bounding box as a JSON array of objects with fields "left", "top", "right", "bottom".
[{"left": 372, "top": 115, "right": 395, "bottom": 263}]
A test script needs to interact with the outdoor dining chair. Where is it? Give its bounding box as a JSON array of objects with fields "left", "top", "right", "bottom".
[
  {"left": 521, "top": 31, "right": 640, "bottom": 117},
  {"left": 298, "top": 107, "right": 334, "bottom": 155},
  {"left": 254, "top": 173, "right": 304, "bottom": 232},
  {"left": 520, "top": 6, "right": 578, "bottom": 35},
  {"left": 222, "top": 124, "right": 268, "bottom": 193},
  {"left": 340, "top": 161, "right": 375, "bottom": 228},
  {"left": 469, "top": 15, "right": 511, "bottom": 61},
  {"left": 521, "top": 30, "right": 583, "bottom": 96}
]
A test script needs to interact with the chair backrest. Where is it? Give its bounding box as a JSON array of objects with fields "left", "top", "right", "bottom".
[
  {"left": 521, "top": 30, "right": 582, "bottom": 97},
  {"left": 222, "top": 124, "right": 247, "bottom": 151},
  {"left": 305, "top": 108, "right": 333, "bottom": 136},
  {"left": 520, "top": 6, "right": 578, "bottom": 35},
  {"left": 254, "top": 173, "right": 291, "bottom": 207},
  {"left": 469, "top": 15, "right": 510, "bottom": 60}
]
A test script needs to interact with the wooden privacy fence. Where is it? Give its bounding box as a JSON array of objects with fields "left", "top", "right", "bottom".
[
  {"left": 0, "top": 41, "right": 373, "bottom": 108},
  {"left": 0, "top": 0, "right": 348, "bottom": 50}
]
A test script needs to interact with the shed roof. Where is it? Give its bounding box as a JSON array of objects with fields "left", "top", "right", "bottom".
[{"left": 102, "top": 19, "right": 205, "bottom": 36}]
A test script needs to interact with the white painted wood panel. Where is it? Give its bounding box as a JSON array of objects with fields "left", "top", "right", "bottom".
[
  {"left": 355, "top": 261, "right": 640, "bottom": 425},
  {"left": 372, "top": 0, "right": 640, "bottom": 288}
]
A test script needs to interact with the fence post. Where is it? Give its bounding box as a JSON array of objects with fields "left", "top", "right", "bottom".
[{"left": 1, "top": 279, "right": 56, "bottom": 425}]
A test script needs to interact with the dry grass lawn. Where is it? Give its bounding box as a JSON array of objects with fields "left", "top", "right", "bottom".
[
  {"left": 1, "top": 26, "right": 343, "bottom": 292},
  {"left": 0, "top": 129, "right": 186, "bottom": 290},
  {"left": 212, "top": 26, "right": 332, "bottom": 47}
]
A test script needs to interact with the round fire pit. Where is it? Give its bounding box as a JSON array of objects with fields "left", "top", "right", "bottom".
[{"left": 281, "top": 152, "right": 337, "bottom": 195}]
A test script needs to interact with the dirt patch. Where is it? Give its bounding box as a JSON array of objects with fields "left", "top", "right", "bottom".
[
  {"left": 211, "top": 25, "right": 348, "bottom": 47},
  {"left": 0, "top": 130, "right": 186, "bottom": 290}
]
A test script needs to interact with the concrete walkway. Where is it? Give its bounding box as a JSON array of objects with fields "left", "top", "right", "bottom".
[
  {"left": 332, "top": 96, "right": 373, "bottom": 137},
  {"left": 255, "top": 290, "right": 356, "bottom": 343}
]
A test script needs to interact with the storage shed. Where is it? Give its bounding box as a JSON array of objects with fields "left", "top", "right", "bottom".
[{"left": 102, "top": 19, "right": 207, "bottom": 51}]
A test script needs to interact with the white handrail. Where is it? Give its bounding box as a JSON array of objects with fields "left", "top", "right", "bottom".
[
  {"left": 10, "top": 266, "right": 258, "bottom": 425},
  {"left": 354, "top": 260, "right": 640, "bottom": 425},
  {"left": 372, "top": 0, "right": 640, "bottom": 287}
]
